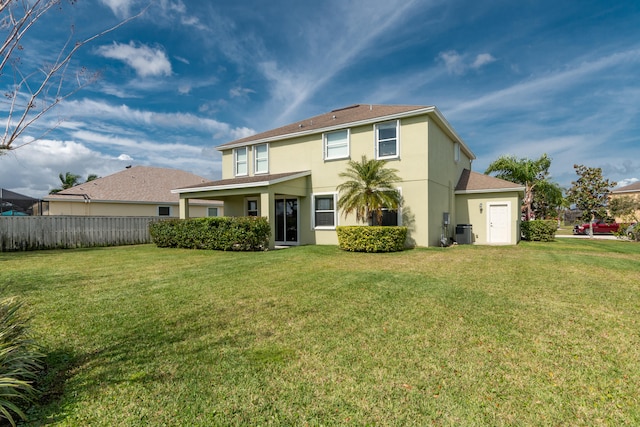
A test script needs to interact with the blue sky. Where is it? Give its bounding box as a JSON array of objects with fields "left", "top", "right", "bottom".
[{"left": 1, "top": 0, "right": 639, "bottom": 197}]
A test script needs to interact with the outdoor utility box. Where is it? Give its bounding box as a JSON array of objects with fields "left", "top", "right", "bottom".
[{"left": 456, "top": 224, "right": 473, "bottom": 245}]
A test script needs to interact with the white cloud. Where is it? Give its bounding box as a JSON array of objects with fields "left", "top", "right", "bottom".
[
  {"left": 229, "top": 87, "right": 256, "bottom": 99},
  {"left": 258, "top": 0, "right": 427, "bottom": 124},
  {"left": 438, "top": 50, "right": 496, "bottom": 75},
  {"left": 472, "top": 53, "right": 496, "bottom": 69},
  {"left": 616, "top": 177, "right": 639, "bottom": 188},
  {"left": 439, "top": 50, "right": 466, "bottom": 75},
  {"left": 97, "top": 41, "right": 172, "bottom": 78},
  {"left": 59, "top": 99, "right": 254, "bottom": 138},
  {"left": 99, "top": 0, "right": 136, "bottom": 17},
  {"left": 445, "top": 47, "right": 640, "bottom": 118},
  {"left": 118, "top": 154, "right": 134, "bottom": 161},
  {"left": 0, "top": 139, "right": 129, "bottom": 197}
]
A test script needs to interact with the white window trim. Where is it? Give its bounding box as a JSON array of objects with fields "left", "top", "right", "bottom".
[
  {"left": 323, "top": 129, "right": 350, "bottom": 161},
  {"left": 234, "top": 147, "right": 248, "bottom": 177},
  {"left": 254, "top": 143, "right": 269, "bottom": 175},
  {"left": 375, "top": 120, "right": 400, "bottom": 160},
  {"left": 312, "top": 192, "right": 338, "bottom": 230},
  {"left": 207, "top": 207, "right": 219, "bottom": 217}
]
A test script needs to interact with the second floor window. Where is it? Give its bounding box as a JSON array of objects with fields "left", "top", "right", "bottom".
[
  {"left": 235, "top": 147, "right": 248, "bottom": 176},
  {"left": 324, "top": 129, "right": 349, "bottom": 160},
  {"left": 375, "top": 121, "right": 399, "bottom": 160},
  {"left": 255, "top": 144, "right": 268, "bottom": 174}
]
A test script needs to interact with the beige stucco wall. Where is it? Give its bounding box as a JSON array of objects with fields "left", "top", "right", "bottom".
[
  {"left": 211, "top": 113, "right": 473, "bottom": 247},
  {"left": 47, "top": 201, "right": 220, "bottom": 218},
  {"left": 427, "top": 120, "right": 472, "bottom": 246},
  {"left": 455, "top": 192, "right": 521, "bottom": 245}
]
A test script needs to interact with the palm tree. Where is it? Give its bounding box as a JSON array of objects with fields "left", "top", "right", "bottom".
[
  {"left": 485, "top": 153, "right": 556, "bottom": 220},
  {"left": 337, "top": 155, "right": 403, "bottom": 224},
  {"left": 49, "top": 172, "right": 81, "bottom": 194}
]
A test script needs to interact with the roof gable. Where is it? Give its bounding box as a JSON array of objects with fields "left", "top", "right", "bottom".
[{"left": 45, "top": 166, "right": 211, "bottom": 203}]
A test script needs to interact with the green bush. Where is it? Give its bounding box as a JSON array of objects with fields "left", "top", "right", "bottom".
[
  {"left": 521, "top": 220, "right": 557, "bottom": 242},
  {"left": 149, "top": 217, "right": 270, "bottom": 251},
  {"left": 0, "top": 296, "right": 44, "bottom": 427},
  {"left": 336, "top": 226, "right": 407, "bottom": 252}
]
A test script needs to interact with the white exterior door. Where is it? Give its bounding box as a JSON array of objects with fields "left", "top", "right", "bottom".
[{"left": 488, "top": 203, "right": 511, "bottom": 244}]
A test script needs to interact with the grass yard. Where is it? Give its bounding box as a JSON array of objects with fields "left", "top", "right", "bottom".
[{"left": 1, "top": 239, "right": 639, "bottom": 426}]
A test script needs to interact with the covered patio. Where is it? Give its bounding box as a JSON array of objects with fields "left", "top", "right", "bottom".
[{"left": 173, "top": 171, "right": 311, "bottom": 249}]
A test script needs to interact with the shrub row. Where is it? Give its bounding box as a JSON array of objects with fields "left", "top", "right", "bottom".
[
  {"left": 336, "top": 226, "right": 407, "bottom": 252},
  {"left": 149, "top": 217, "right": 270, "bottom": 251},
  {"left": 521, "top": 220, "right": 557, "bottom": 242}
]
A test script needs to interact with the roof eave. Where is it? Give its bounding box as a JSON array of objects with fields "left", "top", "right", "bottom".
[
  {"left": 455, "top": 187, "right": 525, "bottom": 195},
  {"left": 216, "top": 106, "right": 476, "bottom": 160},
  {"left": 172, "top": 171, "right": 311, "bottom": 194}
]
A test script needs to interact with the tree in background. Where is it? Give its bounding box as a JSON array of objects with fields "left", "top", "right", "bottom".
[
  {"left": 48, "top": 172, "right": 98, "bottom": 194},
  {"left": 485, "top": 153, "right": 561, "bottom": 220},
  {"left": 337, "top": 155, "right": 403, "bottom": 224},
  {"left": 609, "top": 196, "right": 640, "bottom": 240},
  {"left": 0, "top": 1, "right": 148, "bottom": 153},
  {"left": 532, "top": 181, "right": 566, "bottom": 220},
  {"left": 566, "top": 164, "right": 617, "bottom": 237}
]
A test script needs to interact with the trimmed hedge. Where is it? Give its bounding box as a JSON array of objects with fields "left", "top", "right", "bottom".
[
  {"left": 336, "top": 226, "right": 407, "bottom": 252},
  {"left": 149, "top": 217, "right": 270, "bottom": 251},
  {"left": 521, "top": 220, "right": 557, "bottom": 242}
]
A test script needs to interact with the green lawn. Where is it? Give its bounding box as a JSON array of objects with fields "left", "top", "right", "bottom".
[{"left": 2, "top": 240, "right": 639, "bottom": 426}]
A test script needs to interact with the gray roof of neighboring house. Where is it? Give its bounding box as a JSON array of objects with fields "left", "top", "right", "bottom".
[
  {"left": 611, "top": 181, "right": 640, "bottom": 193},
  {"left": 455, "top": 169, "right": 525, "bottom": 193},
  {"left": 45, "top": 166, "right": 220, "bottom": 204},
  {"left": 217, "top": 104, "right": 476, "bottom": 159}
]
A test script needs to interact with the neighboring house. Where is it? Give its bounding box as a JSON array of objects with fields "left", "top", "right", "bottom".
[
  {"left": 173, "top": 104, "right": 524, "bottom": 248},
  {"left": 45, "top": 166, "right": 223, "bottom": 218},
  {"left": 0, "top": 188, "right": 42, "bottom": 216},
  {"left": 609, "top": 181, "right": 640, "bottom": 222}
]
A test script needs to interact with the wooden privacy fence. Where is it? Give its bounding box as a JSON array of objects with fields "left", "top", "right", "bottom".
[{"left": 0, "top": 216, "right": 158, "bottom": 251}]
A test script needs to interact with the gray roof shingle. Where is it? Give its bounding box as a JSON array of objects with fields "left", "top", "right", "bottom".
[
  {"left": 45, "top": 166, "right": 214, "bottom": 203},
  {"left": 612, "top": 181, "right": 640, "bottom": 193},
  {"left": 455, "top": 169, "right": 525, "bottom": 192}
]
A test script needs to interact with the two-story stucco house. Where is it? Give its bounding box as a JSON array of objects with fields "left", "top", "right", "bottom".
[{"left": 174, "top": 104, "right": 524, "bottom": 248}]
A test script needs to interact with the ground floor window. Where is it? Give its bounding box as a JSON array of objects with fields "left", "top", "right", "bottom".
[
  {"left": 207, "top": 207, "right": 219, "bottom": 217},
  {"left": 370, "top": 208, "right": 399, "bottom": 226},
  {"left": 246, "top": 199, "right": 259, "bottom": 216},
  {"left": 312, "top": 193, "right": 337, "bottom": 229},
  {"left": 158, "top": 206, "right": 171, "bottom": 216}
]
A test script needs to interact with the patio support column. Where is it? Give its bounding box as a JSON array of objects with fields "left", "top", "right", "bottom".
[
  {"left": 179, "top": 197, "right": 190, "bottom": 219},
  {"left": 260, "top": 191, "right": 275, "bottom": 249}
]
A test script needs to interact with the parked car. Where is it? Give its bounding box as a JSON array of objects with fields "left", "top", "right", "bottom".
[
  {"left": 573, "top": 220, "right": 620, "bottom": 235},
  {"left": 626, "top": 223, "right": 639, "bottom": 240}
]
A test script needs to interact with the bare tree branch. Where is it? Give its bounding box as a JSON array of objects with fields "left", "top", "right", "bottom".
[{"left": 1, "top": 0, "right": 151, "bottom": 152}]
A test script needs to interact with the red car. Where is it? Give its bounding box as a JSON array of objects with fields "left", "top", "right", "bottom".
[{"left": 573, "top": 220, "right": 620, "bottom": 235}]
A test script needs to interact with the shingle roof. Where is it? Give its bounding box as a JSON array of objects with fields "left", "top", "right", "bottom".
[
  {"left": 219, "top": 104, "right": 424, "bottom": 148},
  {"left": 217, "top": 104, "right": 475, "bottom": 159},
  {"left": 455, "top": 169, "right": 525, "bottom": 193},
  {"left": 45, "top": 166, "right": 216, "bottom": 203},
  {"left": 611, "top": 181, "right": 640, "bottom": 193}
]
